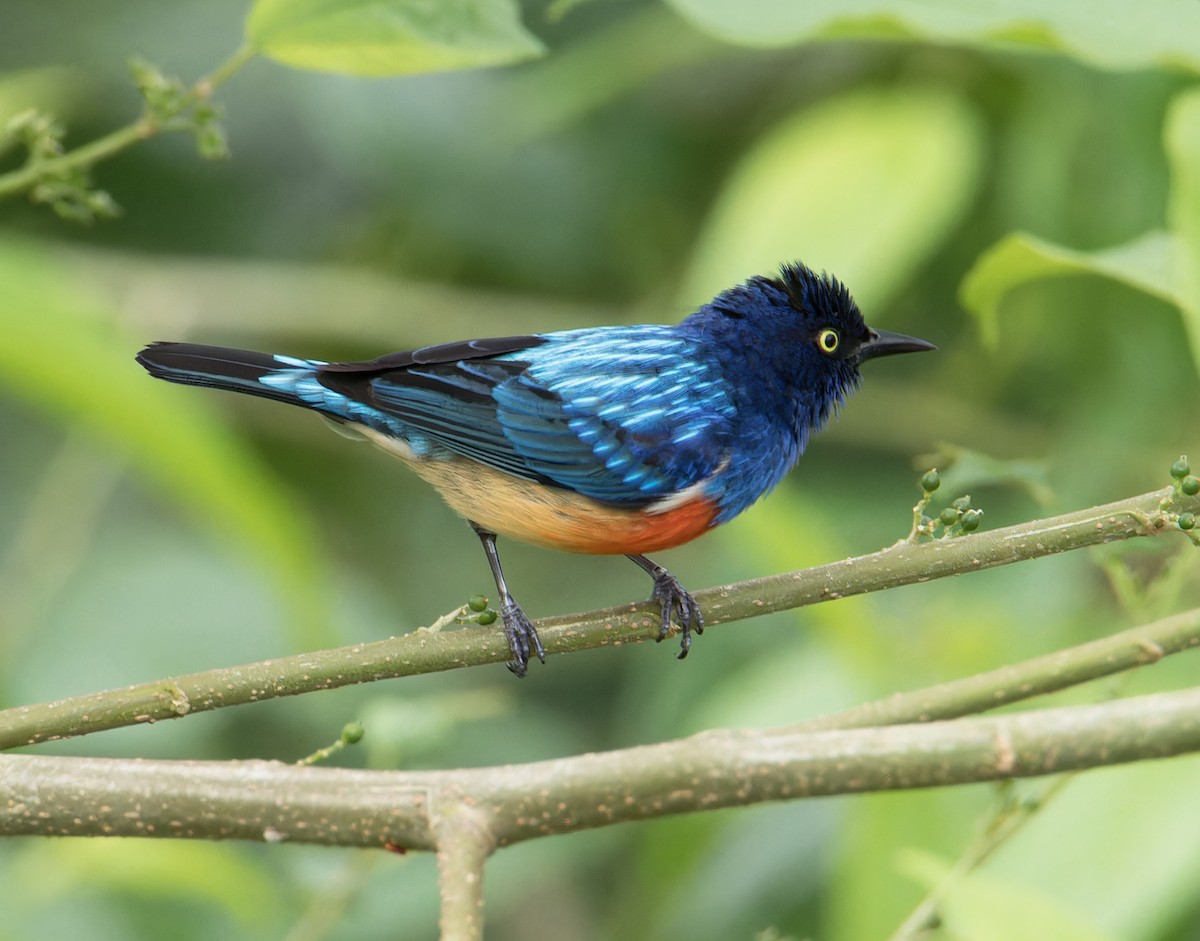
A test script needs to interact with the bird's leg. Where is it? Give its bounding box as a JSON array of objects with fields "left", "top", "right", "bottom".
[
  {"left": 626, "top": 554, "right": 704, "bottom": 659},
  {"left": 470, "top": 521, "right": 545, "bottom": 677}
]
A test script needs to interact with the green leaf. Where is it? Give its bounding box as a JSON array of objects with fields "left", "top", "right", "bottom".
[
  {"left": 920, "top": 443, "right": 1055, "bottom": 505},
  {"left": 358, "top": 687, "right": 511, "bottom": 767},
  {"left": 0, "top": 239, "right": 332, "bottom": 649},
  {"left": 664, "top": 0, "right": 1200, "bottom": 73},
  {"left": 900, "top": 850, "right": 1118, "bottom": 941},
  {"left": 246, "top": 0, "right": 544, "bottom": 76},
  {"left": 828, "top": 790, "right": 984, "bottom": 940},
  {"left": 954, "top": 88, "right": 1200, "bottom": 369},
  {"left": 984, "top": 759, "right": 1200, "bottom": 940},
  {"left": 679, "top": 87, "right": 983, "bottom": 313},
  {"left": 13, "top": 841, "right": 282, "bottom": 928},
  {"left": 958, "top": 230, "right": 1179, "bottom": 348},
  {"left": 1165, "top": 88, "right": 1200, "bottom": 369}
]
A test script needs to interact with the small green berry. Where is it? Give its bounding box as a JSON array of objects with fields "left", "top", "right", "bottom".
[
  {"left": 952, "top": 495, "right": 972, "bottom": 511},
  {"left": 961, "top": 509, "right": 982, "bottom": 532},
  {"left": 341, "top": 721, "right": 365, "bottom": 744},
  {"left": 1182, "top": 476, "right": 1200, "bottom": 496},
  {"left": 467, "top": 594, "right": 489, "bottom": 613},
  {"left": 1170, "top": 457, "right": 1190, "bottom": 479},
  {"left": 939, "top": 507, "right": 960, "bottom": 526},
  {"left": 1179, "top": 513, "right": 1196, "bottom": 531},
  {"left": 476, "top": 609, "right": 497, "bottom": 626},
  {"left": 920, "top": 469, "right": 941, "bottom": 493}
]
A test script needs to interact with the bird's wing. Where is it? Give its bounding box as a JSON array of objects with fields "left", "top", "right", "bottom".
[
  {"left": 318, "top": 335, "right": 545, "bottom": 373},
  {"left": 497, "top": 328, "right": 733, "bottom": 503},
  {"left": 316, "top": 327, "right": 733, "bottom": 506}
]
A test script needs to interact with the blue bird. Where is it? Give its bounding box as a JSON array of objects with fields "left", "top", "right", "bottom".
[{"left": 136, "top": 261, "right": 933, "bottom": 675}]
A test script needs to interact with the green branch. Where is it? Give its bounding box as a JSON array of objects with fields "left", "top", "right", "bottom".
[
  {"left": 0, "top": 121, "right": 150, "bottom": 201},
  {"left": 0, "top": 45, "right": 254, "bottom": 212},
  {"left": 798, "top": 605, "right": 1200, "bottom": 731},
  {"left": 3, "top": 686, "right": 1199, "bottom": 846},
  {"left": 435, "top": 806, "right": 495, "bottom": 941},
  {"left": 0, "top": 485, "right": 1195, "bottom": 750}
]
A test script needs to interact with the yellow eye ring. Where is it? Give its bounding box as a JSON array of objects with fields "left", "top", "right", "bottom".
[{"left": 817, "top": 328, "right": 840, "bottom": 354}]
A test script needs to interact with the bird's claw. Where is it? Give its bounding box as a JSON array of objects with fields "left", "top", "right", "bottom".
[
  {"left": 648, "top": 569, "right": 704, "bottom": 660},
  {"left": 500, "top": 598, "right": 545, "bottom": 677}
]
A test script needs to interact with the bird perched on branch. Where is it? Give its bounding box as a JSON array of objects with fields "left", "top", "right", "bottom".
[{"left": 137, "top": 261, "right": 933, "bottom": 676}]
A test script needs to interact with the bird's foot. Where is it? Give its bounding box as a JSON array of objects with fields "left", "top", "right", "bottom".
[
  {"left": 499, "top": 598, "right": 545, "bottom": 678},
  {"left": 647, "top": 568, "right": 705, "bottom": 660}
]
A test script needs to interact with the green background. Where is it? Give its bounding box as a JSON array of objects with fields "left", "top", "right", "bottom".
[{"left": 2, "top": 1, "right": 1199, "bottom": 938}]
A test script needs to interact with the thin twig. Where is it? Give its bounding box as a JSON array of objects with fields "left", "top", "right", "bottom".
[
  {"left": 886, "top": 776, "right": 1075, "bottom": 941},
  {"left": 795, "top": 605, "right": 1200, "bottom": 732},
  {"left": 0, "top": 44, "right": 254, "bottom": 201}
]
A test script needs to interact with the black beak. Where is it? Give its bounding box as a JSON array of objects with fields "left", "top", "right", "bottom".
[{"left": 858, "top": 328, "right": 937, "bottom": 362}]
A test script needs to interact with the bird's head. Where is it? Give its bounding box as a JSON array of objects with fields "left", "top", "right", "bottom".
[{"left": 685, "top": 260, "right": 935, "bottom": 436}]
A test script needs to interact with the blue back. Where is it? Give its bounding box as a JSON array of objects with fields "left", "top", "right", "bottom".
[{"left": 143, "top": 263, "right": 876, "bottom": 525}]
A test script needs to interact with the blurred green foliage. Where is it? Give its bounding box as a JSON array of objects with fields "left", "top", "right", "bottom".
[
  {"left": 247, "top": 0, "right": 545, "bottom": 75},
  {"left": 1, "top": 1, "right": 1199, "bottom": 939}
]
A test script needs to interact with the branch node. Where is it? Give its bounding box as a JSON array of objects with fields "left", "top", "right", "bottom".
[
  {"left": 1135, "top": 638, "right": 1166, "bottom": 663},
  {"left": 992, "top": 726, "right": 1016, "bottom": 776},
  {"left": 165, "top": 682, "right": 191, "bottom": 716}
]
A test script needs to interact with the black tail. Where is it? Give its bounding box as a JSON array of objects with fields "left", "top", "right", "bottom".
[{"left": 136, "top": 342, "right": 314, "bottom": 407}]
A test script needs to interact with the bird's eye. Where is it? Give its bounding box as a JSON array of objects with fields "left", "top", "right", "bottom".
[{"left": 816, "top": 328, "right": 840, "bottom": 355}]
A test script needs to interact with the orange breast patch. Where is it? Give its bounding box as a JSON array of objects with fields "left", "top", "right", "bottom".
[{"left": 375, "top": 440, "right": 717, "bottom": 555}]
